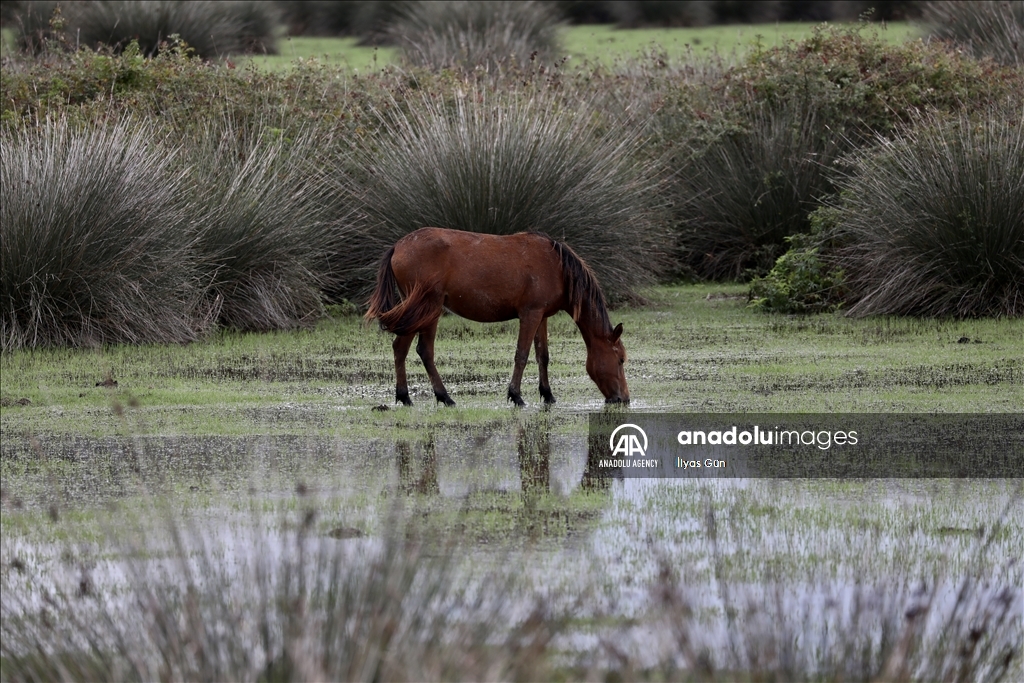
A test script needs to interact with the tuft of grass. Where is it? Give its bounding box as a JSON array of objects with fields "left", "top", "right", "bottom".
[
  {"left": 14, "top": 0, "right": 282, "bottom": 58},
  {"left": 391, "top": 0, "right": 563, "bottom": 72},
  {"left": 0, "top": 505, "right": 560, "bottom": 682},
  {"left": 828, "top": 110, "right": 1024, "bottom": 318},
  {"left": 674, "top": 101, "right": 843, "bottom": 279},
  {"left": 925, "top": 0, "right": 1024, "bottom": 66},
  {"left": 0, "top": 116, "right": 205, "bottom": 350},
  {"left": 348, "top": 88, "right": 668, "bottom": 302},
  {"left": 182, "top": 118, "right": 351, "bottom": 331}
]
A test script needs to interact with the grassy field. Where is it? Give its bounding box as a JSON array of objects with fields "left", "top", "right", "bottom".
[
  {"left": 247, "top": 22, "right": 921, "bottom": 70},
  {"left": 2, "top": 284, "right": 1020, "bottom": 440},
  {"left": 1, "top": 21, "right": 922, "bottom": 69}
]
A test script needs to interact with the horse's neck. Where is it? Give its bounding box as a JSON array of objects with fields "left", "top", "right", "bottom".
[{"left": 573, "top": 303, "right": 608, "bottom": 349}]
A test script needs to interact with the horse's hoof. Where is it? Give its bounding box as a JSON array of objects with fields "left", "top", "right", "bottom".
[
  {"left": 540, "top": 387, "right": 556, "bottom": 404},
  {"left": 434, "top": 390, "right": 456, "bottom": 407},
  {"left": 507, "top": 388, "right": 526, "bottom": 408},
  {"left": 396, "top": 390, "right": 413, "bottom": 407}
]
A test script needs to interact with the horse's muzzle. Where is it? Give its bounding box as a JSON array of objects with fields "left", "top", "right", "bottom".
[{"left": 605, "top": 396, "right": 630, "bottom": 405}]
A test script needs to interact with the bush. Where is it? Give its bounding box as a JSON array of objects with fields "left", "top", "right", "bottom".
[
  {"left": 0, "top": 117, "right": 204, "bottom": 350},
  {"left": 674, "top": 101, "right": 844, "bottom": 279},
  {"left": 182, "top": 119, "right": 350, "bottom": 331},
  {"left": 748, "top": 233, "right": 846, "bottom": 314},
  {"left": 668, "top": 26, "right": 1024, "bottom": 280},
  {"left": 829, "top": 110, "right": 1024, "bottom": 318},
  {"left": 925, "top": 0, "right": 1024, "bottom": 66},
  {"left": 349, "top": 88, "right": 668, "bottom": 302},
  {"left": 14, "top": 0, "right": 281, "bottom": 58},
  {"left": 9, "top": 0, "right": 64, "bottom": 53},
  {"left": 391, "top": 0, "right": 563, "bottom": 72}
]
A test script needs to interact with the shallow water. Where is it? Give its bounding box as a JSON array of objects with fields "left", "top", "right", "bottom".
[{"left": 2, "top": 426, "right": 1021, "bottom": 675}]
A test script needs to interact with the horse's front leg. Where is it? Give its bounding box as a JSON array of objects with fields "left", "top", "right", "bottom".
[
  {"left": 534, "top": 317, "right": 555, "bottom": 404},
  {"left": 393, "top": 333, "right": 415, "bottom": 406},
  {"left": 509, "top": 311, "right": 543, "bottom": 408},
  {"left": 417, "top": 320, "right": 456, "bottom": 406}
]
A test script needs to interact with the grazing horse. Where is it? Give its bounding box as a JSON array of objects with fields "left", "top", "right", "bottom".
[{"left": 365, "top": 227, "right": 629, "bottom": 407}]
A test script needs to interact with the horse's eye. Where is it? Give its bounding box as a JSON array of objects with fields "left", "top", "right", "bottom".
[{"left": 619, "top": 358, "right": 624, "bottom": 365}]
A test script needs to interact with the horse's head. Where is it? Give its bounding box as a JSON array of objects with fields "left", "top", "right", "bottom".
[{"left": 586, "top": 323, "right": 629, "bottom": 404}]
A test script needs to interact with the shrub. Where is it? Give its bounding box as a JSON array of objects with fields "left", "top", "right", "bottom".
[
  {"left": 674, "top": 101, "right": 844, "bottom": 279},
  {"left": 829, "top": 110, "right": 1024, "bottom": 318},
  {"left": 9, "top": 0, "right": 64, "bottom": 53},
  {"left": 349, "top": 88, "right": 668, "bottom": 302},
  {"left": 22, "top": 0, "right": 282, "bottom": 59},
  {"left": 0, "top": 117, "right": 204, "bottom": 350},
  {"left": 391, "top": 0, "right": 563, "bottom": 72},
  {"left": 722, "top": 25, "right": 1023, "bottom": 142},
  {"left": 182, "top": 118, "right": 350, "bottom": 331},
  {"left": 669, "top": 25, "right": 1024, "bottom": 280},
  {"left": 748, "top": 233, "right": 846, "bottom": 314},
  {"left": 925, "top": 0, "right": 1024, "bottom": 66}
]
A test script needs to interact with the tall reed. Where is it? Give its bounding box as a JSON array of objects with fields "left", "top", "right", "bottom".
[{"left": 0, "top": 117, "right": 204, "bottom": 350}]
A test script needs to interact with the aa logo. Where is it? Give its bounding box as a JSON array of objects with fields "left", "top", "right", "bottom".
[{"left": 610, "top": 424, "right": 648, "bottom": 458}]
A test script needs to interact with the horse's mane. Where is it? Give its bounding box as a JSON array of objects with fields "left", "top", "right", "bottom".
[{"left": 548, "top": 237, "right": 612, "bottom": 334}]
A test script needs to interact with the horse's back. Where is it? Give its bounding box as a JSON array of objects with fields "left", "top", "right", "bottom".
[{"left": 391, "top": 228, "right": 564, "bottom": 322}]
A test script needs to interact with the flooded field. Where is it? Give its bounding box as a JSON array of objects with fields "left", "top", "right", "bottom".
[{"left": 2, "top": 286, "right": 1022, "bottom": 679}]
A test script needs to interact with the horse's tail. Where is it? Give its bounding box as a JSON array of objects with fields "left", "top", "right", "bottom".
[
  {"left": 364, "top": 246, "right": 441, "bottom": 336},
  {"left": 365, "top": 246, "right": 400, "bottom": 325}
]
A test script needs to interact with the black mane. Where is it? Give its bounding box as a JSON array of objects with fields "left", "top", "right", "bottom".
[{"left": 550, "top": 238, "right": 612, "bottom": 334}]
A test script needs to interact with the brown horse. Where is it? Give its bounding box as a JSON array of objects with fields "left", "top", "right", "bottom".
[{"left": 365, "top": 227, "right": 629, "bottom": 407}]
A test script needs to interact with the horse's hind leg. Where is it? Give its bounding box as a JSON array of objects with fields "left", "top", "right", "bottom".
[
  {"left": 534, "top": 317, "right": 555, "bottom": 404},
  {"left": 417, "top": 320, "right": 456, "bottom": 407},
  {"left": 508, "top": 310, "right": 544, "bottom": 408},
  {"left": 393, "top": 334, "right": 415, "bottom": 406}
]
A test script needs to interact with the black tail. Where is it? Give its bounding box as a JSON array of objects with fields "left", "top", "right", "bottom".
[{"left": 364, "top": 246, "right": 399, "bottom": 327}]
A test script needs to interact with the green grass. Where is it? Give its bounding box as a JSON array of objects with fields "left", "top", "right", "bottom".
[
  {"left": 2, "top": 284, "right": 1020, "bottom": 440},
  {"left": 244, "top": 21, "right": 921, "bottom": 71}
]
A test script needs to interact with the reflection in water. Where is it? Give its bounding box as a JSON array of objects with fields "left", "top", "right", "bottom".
[
  {"left": 517, "top": 421, "right": 550, "bottom": 497},
  {"left": 396, "top": 436, "right": 439, "bottom": 496}
]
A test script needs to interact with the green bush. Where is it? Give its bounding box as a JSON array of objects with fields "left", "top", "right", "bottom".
[
  {"left": 674, "top": 101, "right": 844, "bottom": 279},
  {"left": 925, "top": 0, "right": 1024, "bottom": 66},
  {"left": 182, "top": 119, "right": 350, "bottom": 331},
  {"left": 748, "top": 233, "right": 845, "bottom": 314},
  {"left": 669, "top": 26, "right": 1024, "bottom": 280},
  {"left": 0, "top": 117, "right": 204, "bottom": 350},
  {"left": 349, "top": 88, "right": 668, "bottom": 301},
  {"left": 829, "top": 110, "right": 1024, "bottom": 318},
  {"left": 722, "top": 25, "right": 1022, "bottom": 142},
  {"left": 391, "top": 0, "right": 562, "bottom": 72}
]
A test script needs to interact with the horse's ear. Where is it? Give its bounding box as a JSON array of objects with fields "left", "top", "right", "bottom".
[{"left": 611, "top": 323, "right": 623, "bottom": 342}]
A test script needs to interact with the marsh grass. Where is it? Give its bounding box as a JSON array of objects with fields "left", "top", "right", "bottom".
[
  {"left": 390, "top": 0, "right": 562, "bottom": 72},
  {"left": 674, "top": 101, "right": 843, "bottom": 279},
  {"left": 351, "top": 88, "right": 668, "bottom": 302},
  {"left": 0, "top": 116, "right": 205, "bottom": 351},
  {"left": 13, "top": 0, "right": 281, "bottom": 58},
  {"left": 621, "top": 495, "right": 1022, "bottom": 682},
  {"left": 0, "top": 497, "right": 561, "bottom": 683},
  {"left": 182, "top": 118, "right": 351, "bottom": 331},
  {"left": 829, "top": 110, "right": 1024, "bottom": 318},
  {"left": 925, "top": 0, "right": 1024, "bottom": 66},
  {"left": 2, "top": 479, "right": 1019, "bottom": 682}
]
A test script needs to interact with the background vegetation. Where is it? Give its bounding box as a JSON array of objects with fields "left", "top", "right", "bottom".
[{"left": 1, "top": 1, "right": 1021, "bottom": 351}]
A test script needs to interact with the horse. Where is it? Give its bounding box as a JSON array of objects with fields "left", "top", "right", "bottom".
[{"left": 365, "top": 227, "right": 629, "bottom": 407}]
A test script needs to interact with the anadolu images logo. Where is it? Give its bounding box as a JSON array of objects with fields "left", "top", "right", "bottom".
[{"left": 610, "top": 424, "right": 648, "bottom": 457}]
